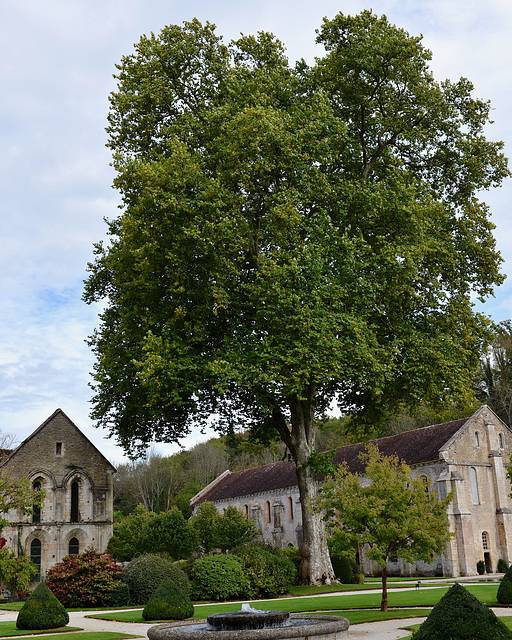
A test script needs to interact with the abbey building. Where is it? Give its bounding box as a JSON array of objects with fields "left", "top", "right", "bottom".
[
  {"left": 0, "top": 409, "right": 116, "bottom": 579},
  {"left": 191, "top": 406, "right": 512, "bottom": 577}
]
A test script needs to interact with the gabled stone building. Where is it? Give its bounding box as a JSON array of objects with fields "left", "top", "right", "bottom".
[
  {"left": 191, "top": 405, "right": 512, "bottom": 577},
  {"left": 0, "top": 409, "right": 116, "bottom": 579}
]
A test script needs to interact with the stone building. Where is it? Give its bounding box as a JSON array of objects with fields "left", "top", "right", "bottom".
[
  {"left": 191, "top": 405, "right": 512, "bottom": 577},
  {"left": 0, "top": 409, "right": 116, "bottom": 579}
]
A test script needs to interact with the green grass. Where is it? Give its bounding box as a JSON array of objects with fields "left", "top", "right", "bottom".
[
  {"left": 89, "top": 584, "right": 500, "bottom": 624},
  {"left": 0, "top": 622, "right": 81, "bottom": 637}
]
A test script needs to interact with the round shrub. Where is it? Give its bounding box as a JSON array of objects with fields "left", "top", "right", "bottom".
[
  {"left": 476, "top": 559, "right": 486, "bottom": 575},
  {"left": 498, "top": 564, "right": 512, "bottom": 604},
  {"left": 104, "top": 581, "right": 131, "bottom": 607},
  {"left": 122, "top": 554, "right": 189, "bottom": 605},
  {"left": 415, "top": 582, "right": 512, "bottom": 639},
  {"left": 498, "top": 558, "right": 509, "bottom": 574},
  {"left": 235, "top": 544, "right": 296, "bottom": 597},
  {"left": 16, "top": 582, "right": 69, "bottom": 630},
  {"left": 143, "top": 577, "right": 194, "bottom": 621},
  {"left": 46, "top": 547, "right": 123, "bottom": 607},
  {"left": 189, "top": 555, "right": 247, "bottom": 601},
  {"left": 279, "top": 546, "right": 301, "bottom": 579}
]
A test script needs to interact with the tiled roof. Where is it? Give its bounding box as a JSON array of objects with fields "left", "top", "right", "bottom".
[{"left": 192, "top": 417, "right": 469, "bottom": 505}]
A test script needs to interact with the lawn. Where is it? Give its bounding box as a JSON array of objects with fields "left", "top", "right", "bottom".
[
  {"left": 0, "top": 627, "right": 140, "bottom": 640},
  {"left": 89, "top": 584, "right": 500, "bottom": 623}
]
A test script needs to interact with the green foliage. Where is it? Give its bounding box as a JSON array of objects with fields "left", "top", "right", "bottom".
[
  {"left": 498, "top": 558, "right": 509, "bottom": 574},
  {"left": 279, "top": 546, "right": 301, "bottom": 577},
  {"left": 498, "top": 564, "right": 512, "bottom": 604},
  {"left": 46, "top": 547, "right": 123, "bottom": 607},
  {"left": 189, "top": 502, "right": 221, "bottom": 555},
  {"left": 329, "top": 553, "right": 353, "bottom": 584},
  {"left": 108, "top": 505, "right": 198, "bottom": 561},
  {"left": 414, "top": 582, "right": 512, "bottom": 639},
  {"left": 0, "top": 477, "right": 45, "bottom": 532},
  {"left": 84, "top": 10, "right": 508, "bottom": 583},
  {"left": 16, "top": 582, "right": 69, "bottom": 630},
  {"left": 188, "top": 555, "right": 247, "bottom": 601},
  {"left": 215, "top": 506, "right": 258, "bottom": 552},
  {"left": 122, "top": 554, "right": 189, "bottom": 605},
  {"left": 477, "top": 559, "right": 486, "bottom": 575},
  {"left": 235, "top": 544, "right": 296, "bottom": 598},
  {"left": 0, "top": 548, "right": 37, "bottom": 598},
  {"left": 142, "top": 577, "right": 194, "bottom": 621},
  {"left": 315, "top": 444, "right": 453, "bottom": 609}
]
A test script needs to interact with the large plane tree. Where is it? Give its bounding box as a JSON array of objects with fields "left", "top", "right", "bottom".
[{"left": 84, "top": 11, "right": 508, "bottom": 583}]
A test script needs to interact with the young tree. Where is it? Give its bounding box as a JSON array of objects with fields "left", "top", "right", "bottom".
[
  {"left": 84, "top": 12, "right": 507, "bottom": 583},
  {"left": 216, "top": 505, "right": 257, "bottom": 552},
  {"left": 315, "top": 445, "right": 453, "bottom": 610}
]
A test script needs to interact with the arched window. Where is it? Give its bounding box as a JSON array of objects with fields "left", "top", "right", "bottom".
[
  {"left": 244, "top": 504, "right": 249, "bottom": 516},
  {"left": 420, "top": 476, "right": 429, "bottom": 495},
  {"left": 482, "top": 531, "right": 489, "bottom": 550},
  {"left": 68, "top": 537, "right": 79, "bottom": 555},
  {"left": 70, "top": 481, "right": 79, "bottom": 522},
  {"left": 31, "top": 538, "right": 41, "bottom": 581},
  {"left": 475, "top": 432, "right": 480, "bottom": 448},
  {"left": 499, "top": 433, "right": 504, "bottom": 449},
  {"left": 266, "top": 501, "right": 271, "bottom": 524},
  {"left": 470, "top": 467, "right": 480, "bottom": 505},
  {"left": 288, "top": 497, "right": 294, "bottom": 521},
  {"left": 32, "top": 481, "right": 41, "bottom": 524}
]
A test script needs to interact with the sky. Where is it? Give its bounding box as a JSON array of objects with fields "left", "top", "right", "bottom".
[{"left": 1, "top": 0, "right": 512, "bottom": 464}]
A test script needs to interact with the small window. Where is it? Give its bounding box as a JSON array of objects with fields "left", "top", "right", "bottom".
[
  {"left": 475, "top": 432, "right": 480, "bottom": 448},
  {"left": 266, "top": 501, "right": 271, "bottom": 524},
  {"left": 470, "top": 467, "right": 480, "bottom": 505},
  {"left": 32, "top": 481, "right": 41, "bottom": 524},
  {"left": 56, "top": 442, "right": 62, "bottom": 456},
  {"left": 420, "top": 476, "right": 429, "bottom": 495},
  {"left": 482, "top": 531, "right": 489, "bottom": 550},
  {"left": 71, "top": 481, "right": 79, "bottom": 522},
  {"left": 69, "top": 537, "right": 79, "bottom": 555},
  {"left": 499, "top": 433, "right": 504, "bottom": 449},
  {"left": 288, "top": 496, "right": 294, "bottom": 521},
  {"left": 30, "top": 539, "right": 42, "bottom": 581},
  {"left": 244, "top": 504, "right": 249, "bottom": 516}
]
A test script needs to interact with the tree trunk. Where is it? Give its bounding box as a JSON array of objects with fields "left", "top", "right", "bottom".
[
  {"left": 381, "top": 565, "right": 388, "bottom": 611},
  {"left": 274, "top": 394, "right": 335, "bottom": 585},
  {"left": 296, "top": 462, "right": 335, "bottom": 584}
]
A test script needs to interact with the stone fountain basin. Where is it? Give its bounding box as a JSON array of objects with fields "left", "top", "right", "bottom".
[{"left": 147, "top": 615, "right": 349, "bottom": 640}]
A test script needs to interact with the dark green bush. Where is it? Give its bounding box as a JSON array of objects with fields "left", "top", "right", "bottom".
[
  {"left": 415, "top": 582, "right": 512, "bottom": 639},
  {"left": 16, "top": 583, "right": 69, "bottom": 630},
  {"left": 330, "top": 553, "right": 353, "bottom": 584},
  {"left": 279, "top": 546, "right": 301, "bottom": 579},
  {"left": 104, "top": 581, "right": 131, "bottom": 607},
  {"left": 235, "top": 544, "right": 296, "bottom": 597},
  {"left": 498, "top": 564, "right": 512, "bottom": 604},
  {"left": 143, "top": 577, "right": 194, "bottom": 621},
  {"left": 476, "top": 559, "right": 486, "bottom": 575},
  {"left": 122, "top": 554, "right": 190, "bottom": 605},
  {"left": 189, "top": 554, "right": 247, "bottom": 601},
  {"left": 498, "top": 558, "right": 509, "bottom": 574}
]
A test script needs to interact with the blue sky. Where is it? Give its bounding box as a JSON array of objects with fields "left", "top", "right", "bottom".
[{"left": 1, "top": 0, "right": 512, "bottom": 462}]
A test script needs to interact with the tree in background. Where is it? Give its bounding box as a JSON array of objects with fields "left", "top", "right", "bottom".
[
  {"left": 314, "top": 445, "right": 453, "bottom": 611},
  {"left": 84, "top": 11, "right": 507, "bottom": 583},
  {"left": 216, "top": 505, "right": 258, "bottom": 552},
  {"left": 474, "top": 321, "right": 512, "bottom": 427}
]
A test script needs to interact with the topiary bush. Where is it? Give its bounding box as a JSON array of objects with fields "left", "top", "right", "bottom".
[
  {"left": 142, "top": 577, "right": 194, "bottom": 621},
  {"left": 188, "top": 554, "right": 248, "bottom": 601},
  {"left": 498, "top": 564, "right": 512, "bottom": 604},
  {"left": 122, "top": 554, "right": 189, "bottom": 605},
  {"left": 414, "top": 582, "right": 512, "bottom": 639},
  {"left": 476, "top": 559, "right": 486, "bottom": 575},
  {"left": 46, "top": 547, "right": 123, "bottom": 607},
  {"left": 498, "top": 558, "right": 509, "bottom": 574},
  {"left": 16, "top": 582, "right": 69, "bottom": 630},
  {"left": 235, "top": 544, "right": 296, "bottom": 598}
]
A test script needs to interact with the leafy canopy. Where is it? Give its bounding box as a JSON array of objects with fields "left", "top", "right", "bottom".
[{"left": 84, "top": 11, "right": 508, "bottom": 455}]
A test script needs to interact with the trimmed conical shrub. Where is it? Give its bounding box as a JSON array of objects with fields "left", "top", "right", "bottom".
[
  {"left": 498, "top": 563, "right": 512, "bottom": 604},
  {"left": 16, "top": 582, "right": 69, "bottom": 630},
  {"left": 142, "top": 576, "right": 194, "bottom": 621},
  {"left": 414, "top": 582, "right": 512, "bottom": 640}
]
